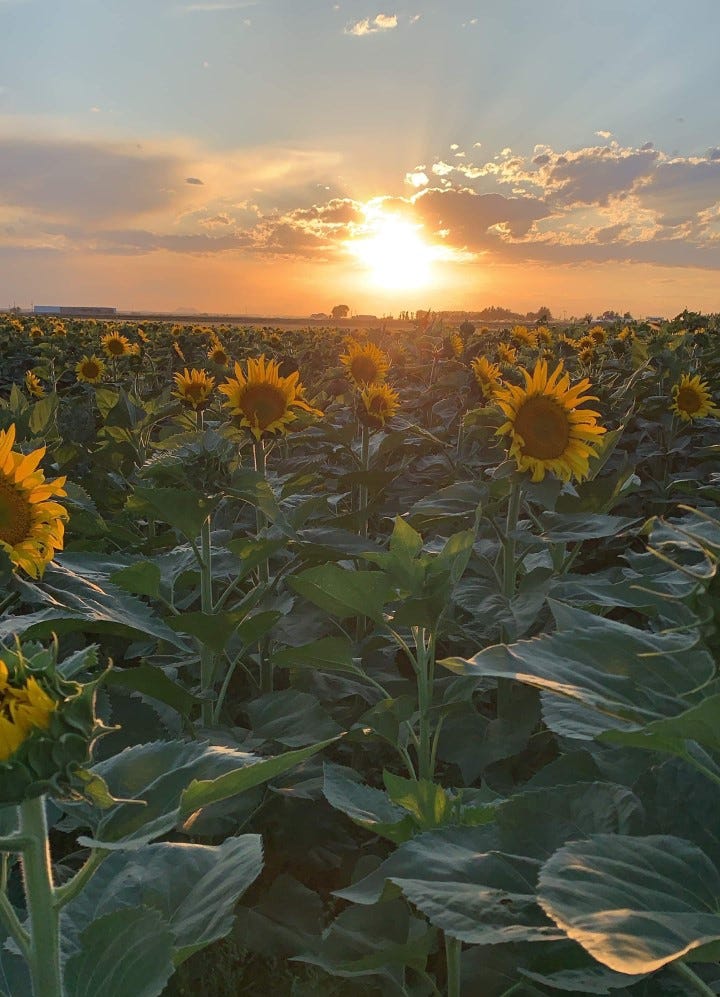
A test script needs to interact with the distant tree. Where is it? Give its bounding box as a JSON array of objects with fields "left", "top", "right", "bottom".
[
  {"left": 536, "top": 305, "right": 552, "bottom": 322},
  {"left": 331, "top": 304, "right": 350, "bottom": 319},
  {"left": 583, "top": 313, "right": 593, "bottom": 325}
]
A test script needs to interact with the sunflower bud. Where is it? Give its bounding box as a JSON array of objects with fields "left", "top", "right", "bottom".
[{"left": 0, "top": 644, "right": 104, "bottom": 804}]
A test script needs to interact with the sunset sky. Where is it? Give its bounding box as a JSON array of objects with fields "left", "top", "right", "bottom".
[{"left": 1, "top": 0, "right": 720, "bottom": 317}]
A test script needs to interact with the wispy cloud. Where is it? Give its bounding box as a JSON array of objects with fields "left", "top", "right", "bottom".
[{"left": 345, "top": 13, "right": 397, "bottom": 36}]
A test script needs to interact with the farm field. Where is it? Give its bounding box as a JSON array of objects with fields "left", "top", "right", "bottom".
[{"left": 0, "top": 309, "right": 719, "bottom": 997}]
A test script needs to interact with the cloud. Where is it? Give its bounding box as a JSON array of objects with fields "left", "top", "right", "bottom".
[
  {"left": 185, "top": 176, "right": 204, "bottom": 185},
  {"left": 345, "top": 13, "right": 398, "bottom": 36}
]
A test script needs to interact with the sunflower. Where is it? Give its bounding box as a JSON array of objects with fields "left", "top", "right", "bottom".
[
  {"left": 0, "top": 658, "right": 56, "bottom": 762},
  {"left": 497, "top": 343, "right": 518, "bottom": 365},
  {"left": 536, "top": 326, "right": 553, "bottom": 346},
  {"left": 589, "top": 325, "right": 607, "bottom": 345},
  {"left": 512, "top": 324, "right": 537, "bottom": 348},
  {"left": 24, "top": 371, "right": 45, "bottom": 398},
  {"left": 219, "top": 356, "right": 322, "bottom": 440},
  {"left": 670, "top": 373, "right": 720, "bottom": 421},
  {"left": 101, "top": 332, "right": 131, "bottom": 357},
  {"left": 449, "top": 332, "right": 464, "bottom": 358},
  {"left": 494, "top": 359, "right": 606, "bottom": 483},
  {"left": 173, "top": 341, "right": 186, "bottom": 363},
  {"left": 0, "top": 425, "right": 68, "bottom": 577},
  {"left": 340, "top": 341, "right": 390, "bottom": 388},
  {"left": 173, "top": 367, "right": 215, "bottom": 411},
  {"left": 75, "top": 355, "right": 106, "bottom": 384},
  {"left": 208, "top": 341, "right": 229, "bottom": 367},
  {"left": 616, "top": 326, "right": 632, "bottom": 342},
  {"left": 28, "top": 325, "right": 43, "bottom": 339},
  {"left": 471, "top": 356, "right": 503, "bottom": 398},
  {"left": 576, "top": 335, "right": 595, "bottom": 353},
  {"left": 359, "top": 383, "right": 400, "bottom": 428}
]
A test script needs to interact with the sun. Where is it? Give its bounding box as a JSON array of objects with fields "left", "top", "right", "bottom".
[{"left": 348, "top": 208, "right": 438, "bottom": 290}]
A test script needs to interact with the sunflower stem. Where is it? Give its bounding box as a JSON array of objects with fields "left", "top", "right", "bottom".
[
  {"left": 199, "top": 515, "right": 216, "bottom": 726},
  {"left": 359, "top": 422, "right": 371, "bottom": 538},
  {"left": 669, "top": 961, "right": 717, "bottom": 997},
  {"left": 54, "top": 848, "right": 108, "bottom": 910},
  {"left": 414, "top": 627, "right": 437, "bottom": 782},
  {"left": 499, "top": 480, "right": 522, "bottom": 716},
  {"left": 19, "top": 795, "right": 63, "bottom": 997},
  {"left": 444, "top": 934, "right": 462, "bottom": 997},
  {"left": 253, "top": 438, "right": 273, "bottom": 695}
]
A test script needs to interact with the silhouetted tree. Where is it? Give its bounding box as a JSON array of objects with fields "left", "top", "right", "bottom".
[{"left": 331, "top": 304, "right": 350, "bottom": 319}]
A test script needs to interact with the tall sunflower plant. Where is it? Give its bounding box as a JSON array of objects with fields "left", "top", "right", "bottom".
[{"left": 0, "top": 638, "right": 340, "bottom": 997}]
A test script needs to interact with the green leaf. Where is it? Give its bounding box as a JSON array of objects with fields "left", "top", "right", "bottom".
[
  {"left": 167, "top": 610, "right": 251, "bottom": 653},
  {"left": 64, "top": 907, "right": 174, "bottom": 997},
  {"left": 245, "top": 690, "right": 342, "bottom": 747},
  {"left": 338, "top": 827, "right": 563, "bottom": 946},
  {"left": 441, "top": 603, "right": 714, "bottom": 738},
  {"left": 70, "top": 740, "right": 269, "bottom": 848},
  {"left": 130, "top": 486, "right": 217, "bottom": 539},
  {"left": 382, "top": 771, "right": 451, "bottom": 829},
  {"left": 600, "top": 694, "right": 720, "bottom": 760},
  {"left": 389, "top": 516, "right": 423, "bottom": 560},
  {"left": 538, "top": 834, "right": 720, "bottom": 974},
  {"left": 105, "top": 664, "right": 200, "bottom": 718},
  {"left": 272, "top": 636, "right": 362, "bottom": 676},
  {"left": 296, "top": 899, "right": 435, "bottom": 982},
  {"left": 289, "top": 565, "right": 394, "bottom": 624},
  {"left": 28, "top": 392, "right": 58, "bottom": 434},
  {"left": 11, "top": 558, "right": 187, "bottom": 649},
  {"left": 323, "top": 762, "right": 414, "bottom": 843},
  {"left": 539, "top": 512, "right": 640, "bottom": 542},
  {"left": 110, "top": 562, "right": 162, "bottom": 599},
  {"left": 63, "top": 835, "right": 263, "bottom": 965},
  {"left": 180, "top": 737, "right": 339, "bottom": 817}
]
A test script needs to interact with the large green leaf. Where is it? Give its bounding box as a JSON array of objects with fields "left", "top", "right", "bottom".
[
  {"left": 105, "top": 664, "right": 199, "bottom": 718},
  {"left": 10, "top": 557, "right": 187, "bottom": 648},
  {"left": 272, "top": 636, "right": 363, "bottom": 676},
  {"left": 338, "top": 826, "right": 563, "bottom": 946},
  {"left": 180, "top": 737, "right": 339, "bottom": 817},
  {"left": 289, "top": 564, "right": 394, "bottom": 623},
  {"left": 538, "top": 834, "right": 720, "bottom": 974},
  {"left": 129, "top": 486, "right": 218, "bottom": 539},
  {"left": 63, "top": 835, "right": 262, "bottom": 964},
  {"left": 323, "top": 762, "right": 413, "bottom": 843},
  {"left": 244, "top": 690, "right": 342, "bottom": 746},
  {"left": 441, "top": 603, "right": 714, "bottom": 738},
  {"left": 600, "top": 694, "right": 720, "bottom": 759},
  {"left": 64, "top": 907, "right": 174, "bottom": 997}
]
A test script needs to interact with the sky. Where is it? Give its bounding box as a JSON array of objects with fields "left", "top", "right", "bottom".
[{"left": 1, "top": 0, "right": 720, "bottom": 317}]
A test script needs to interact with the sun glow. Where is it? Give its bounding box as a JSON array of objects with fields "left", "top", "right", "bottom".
[{"left": 348, "top": 208, "right": 440, "bottom": 290}]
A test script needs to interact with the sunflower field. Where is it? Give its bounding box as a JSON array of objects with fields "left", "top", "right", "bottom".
[{"left": 0, "top": 309, "right": 719, "bottom": 997}]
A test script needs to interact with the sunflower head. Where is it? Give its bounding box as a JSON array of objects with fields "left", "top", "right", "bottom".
[
  {"left": 359, "top": 383, "right": 400, "bottom": 429},
  {"left": 671, "top": 373, "right": 720, "bottom": 421},
  {"left": 24, "top": 371, "right": 45, "bottom": 398},
  {"left": 589, "top": 325, "right": 607, "bottom": 345},
  {"left": 616, "top": 326, "right": 632, "bottom": 342},
  {"left": 536, "top": 326, "right": 553, "bottom": 346},
  {"left": 0, "top": 424, "right": 68, "bottom": 577},
  {"left": 471, "top": 356, "right": 503, "bottom": 399},
  {"left": 76, "top": 355, "right": 106, "bottom": 384},
  {"left": 208, "top": 341, "right": 229, "bottom": 367},
  {"left": 494, "top": 359, "right": 606, "bottom": 483},
  {"left": 0, "top": 643, "right": 104, "bottom": 804},
  {"left": 449, "top": 332, "right": 464, "bottom": 358},
  {"left": 173, "top": 367, "right": 215, "bottom": 411},
  {"left": 339, "top": 341, "right": 390, "bottom": 388},
  {"left": 497, "top": 343, "right": 518, "bottom": 365},
  {"left": 101, "top": 332, "right": 131, "bottom": 357},
  {"left": 512, "top": 324, "right": 537, "bottom": 348},
  {"left": 219, "top": 356, "right": 322, "bottom": 440},
  {"left": 28, "top": 325, "right": 43, "bottom": 339}
]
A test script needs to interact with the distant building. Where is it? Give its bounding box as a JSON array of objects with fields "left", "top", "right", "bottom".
[{"left": 34, "top": 305, "right": 117, "bottom": 316}]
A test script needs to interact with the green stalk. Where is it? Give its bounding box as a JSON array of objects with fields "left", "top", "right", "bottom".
[
  {"left": 54, "top": 848, "right": 108, "bottom": 909},
  {"left": 253, "top": 437, "right": 273, "bottom": 694},
  {"left": 502, "top": 480, "right": 522, "bottom": 602},
  {"left": 445, "top": 934, "right": 462, "bottom": 997},
  {"left": 19, "top": 796, "right": 62, "bottom": 997},
  {"left": 199, "top": 515, "right": 216, "bottom": 726},
  {"left": 499, "top": 480, "right": 522, "bottom": 715},
  {"left": 669, "top": 961, "right": 717, "bottom": 996},
  {"left": 415, "top": 627, "right": 436, "bottom": 782},
  {"left": 358, "top": 421, "right": 371, "bottom": 538}
]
